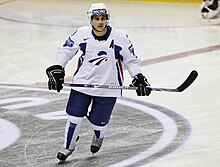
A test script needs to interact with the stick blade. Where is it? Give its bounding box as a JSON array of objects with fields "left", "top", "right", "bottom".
[{"left": 177, "top": 70, "right": 198, "bottom": 92}]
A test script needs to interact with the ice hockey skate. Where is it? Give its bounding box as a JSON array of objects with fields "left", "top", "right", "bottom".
[
  {"left": 57, "top": 148, "right": 74, "bottom": 164},
  {"left": 90, "top": 135, "right": 104, "bottom": 154},
  {"left": 57, "top": 136, "right": 79, "bottom": 164}
]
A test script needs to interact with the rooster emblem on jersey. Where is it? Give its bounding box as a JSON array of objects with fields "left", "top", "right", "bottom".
[{"left": 89, "top": 51, "right": 108, "bottom": 65}]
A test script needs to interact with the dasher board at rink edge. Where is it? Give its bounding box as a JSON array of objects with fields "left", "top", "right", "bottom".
[{"left": 0, "top": 84, "right": 191, "bottom": 167}]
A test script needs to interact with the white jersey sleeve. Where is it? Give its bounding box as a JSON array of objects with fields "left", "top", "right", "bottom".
[
  {"left": 55, "top": 28, "right": 82, "bottom": 67},
  {"left": 117, "top": 30, "right": 141, "bottom": 77}
]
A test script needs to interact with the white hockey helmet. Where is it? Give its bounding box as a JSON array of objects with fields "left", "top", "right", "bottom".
[{"left": 87, "top": 3, "right": 110, "bottom": 21}]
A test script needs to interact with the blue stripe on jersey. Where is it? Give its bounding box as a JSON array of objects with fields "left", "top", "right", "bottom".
[
  {"left": 114, "top": 45, "right": 123, "bottom": 61},
  {"left": 74, "top": 56, "right": 84, "bottom": 76},
  {"left": 79, "top": 43, "right": 87, "bottom": 55},
  {"left": 114, "top": 44, "right": 123, "bottom": 88},
  {"left": 66, "top": 122, "right": 77, "bottom": 149},
  {"left": 74, "top": 43, "right": 87, "bottom": 76},
  {"left": 116, "top": 62, "right": 123, "bottom": 86},
  {"left": 105, "top": 26, "right": 112, "bottom": 39},
  {"left": 89, "top": 57, "right": 102, "bottom": 63}
]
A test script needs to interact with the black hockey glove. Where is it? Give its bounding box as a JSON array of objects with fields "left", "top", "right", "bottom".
[
  {"left": 131, "top": 73, "right": 151, "bottom": 96},
  {"left": 46, "top": 65, "right": 65, "bottom": 92}
]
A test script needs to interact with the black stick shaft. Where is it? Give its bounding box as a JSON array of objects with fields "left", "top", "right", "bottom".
[{"left": 63, "top": 70, "right": 198, "bottom": 92}]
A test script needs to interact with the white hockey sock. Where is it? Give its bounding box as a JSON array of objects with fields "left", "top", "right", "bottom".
[{"left": 64, "top": 115, "right": 83, "bottom": 150}]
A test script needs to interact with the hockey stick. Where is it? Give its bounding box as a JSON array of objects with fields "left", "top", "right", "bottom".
[{"left": 63, "top": 70, "right": 198, "bottom": 92}]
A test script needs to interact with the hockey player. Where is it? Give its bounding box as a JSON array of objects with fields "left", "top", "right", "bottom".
[
  {"left": 46, "top": 3, "right": 151, "bottom": 163},
  {"left": 200, "top": 0, "right": 220, "bottom": 19}
]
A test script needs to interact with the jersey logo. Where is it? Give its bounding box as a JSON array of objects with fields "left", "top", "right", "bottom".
[
  {"left": 128, "top": 44, "right": 137, "bottom": 57},
  {"left": 97, "top": 51, "right": 107, "bottom": 56},
  {"left": 63, "top": 37, "right": 74, "bottom": 47},
  {"left": 83, "top": 37, "right": 90, "bottom": 41},
  {"left": 89, "top": 51, "right": 108, "bottom": 65}
]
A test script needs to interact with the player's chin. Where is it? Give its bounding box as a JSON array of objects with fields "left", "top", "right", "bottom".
[{"left": 97, "top": 26, "right": 105, "bottom": 31}]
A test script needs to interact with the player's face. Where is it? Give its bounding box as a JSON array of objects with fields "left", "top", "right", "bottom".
[{"left": 92, "top": 15, "right": 107, "bottom": 33}]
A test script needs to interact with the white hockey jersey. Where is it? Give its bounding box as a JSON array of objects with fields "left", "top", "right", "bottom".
[{"left": 55, "top": 26, "right": 141, "bottom": 97}]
